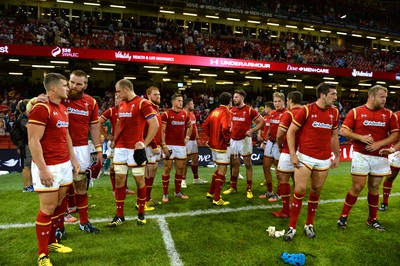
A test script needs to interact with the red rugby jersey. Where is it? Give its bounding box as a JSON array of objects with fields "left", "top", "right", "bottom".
[
  {"left": 202, "top": 105, "right": 232, "bottom": 151},
  {"left": 62, "top": 94, "right": 98, "bottom": 146},
  {"left": 28, "top": 102, "right": 70, "bottom": 165},
  {"left": 161, "top": 109, "right": 191, "bottom": 146},
  {"left": 188, "top": 112, "right": 198, "bottom": 140},
  {"left": 100, "top": 106, "right": 118, "bottom": 134},
  {"left": 293, "top": 103, "right": 339, "bottom": 160},
  {"left": 262, "top": 114, "right": 270, "bottom": 140},
  {"left": 114, "top": 96, "right": 156, "bottom": 148},
  {"left": 144, "top": 102, "right": 162, "bottom": 149},
  {"left": 279, "top": 107, "right": 301, "bottom": 154},
  {"left": 231, "top": 105, "right": 260, "bottom": 140},
  {"left": 268, "top": 108, "right": 287, "bottom": 142},
  {"left": 342, "top": 105, "right": 399, "bottom": 156}
]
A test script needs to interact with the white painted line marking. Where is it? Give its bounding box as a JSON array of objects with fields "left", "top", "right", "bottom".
[{"left": 157, "top": 217, "right": 183, "bottom": 266}]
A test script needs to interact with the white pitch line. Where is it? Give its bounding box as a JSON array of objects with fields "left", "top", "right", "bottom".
[
  {"left": 157, "top": 217, "right": 183, "bottom": 266},
  {"left": 1, "top": 192, "right": 399, "bottom": 230}
]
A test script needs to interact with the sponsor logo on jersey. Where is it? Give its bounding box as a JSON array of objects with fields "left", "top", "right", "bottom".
[
  {"left": 312, "top": 121, "right": 333, "bottom": 129},
  {"left": 56, "top": 120, "right": 69, "bottom": 128},
  {"left": 119, "top": 112, "right": 132, "bottom": 117},
  {"left": 171, "top": 121, "right": 185, "bottom": 125},
  {"left": 363, "top": 120, "right": 386, "bottom": 127},
  {"left": 232, "top": 117, "right": 245, "bottom": 121},
  {"left": 67, "top": 107, "right": 89, "bottom": 116},
  {"left": 270, "top": 119, "right": 280, "bottom": 124}
]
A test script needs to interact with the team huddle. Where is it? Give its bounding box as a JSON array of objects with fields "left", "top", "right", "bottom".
[{"left": 28, "top": 72, "right": 400, "bottom": 265}]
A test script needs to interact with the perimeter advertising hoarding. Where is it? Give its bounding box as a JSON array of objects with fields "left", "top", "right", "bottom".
[{"left": 0, "top": 44, "right": 398, "bottom": 80}]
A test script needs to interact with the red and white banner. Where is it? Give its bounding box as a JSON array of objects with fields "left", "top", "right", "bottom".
[{"left": 1, "top": 44, "right": 399, "bottom": 81}]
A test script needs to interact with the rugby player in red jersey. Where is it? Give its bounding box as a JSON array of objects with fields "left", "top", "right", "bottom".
[
  {"left": 161, "top": 93, "right": 192, "bottom": 202},
  {"left": 258, "top": 101, "right": 275, "bottom": 186},
  {"left": 203, "top": 92, "right": 233, "bottom": 206},
  {"left": 284, "top": 83, "right": 340, "bottom": 241},
  {"left": 272, "top": 91, "right": 303, "bottom": 218},
  {"left": 28, "top": 73, "right": 79, "bottom": 266},
  {"left": 337, "top": 85, "right": 399, "bottom": 231},
  {"left": 144, "top": 86, "right": 162, "bottom": 208},
  {"left": 181, "top": 98, "right": 207, "bottom": 188},
  {"left": 259, "top": 92, "right": 287, "bottom": 201},
  {"left": 378, "top": 110, "right": 400, "bottom": 212},
  {"left": 108, "top": 79, "right": 159, "bottom": 226},
  {"left": 223, "top": 89, "right": 265, "bottom": 199}
]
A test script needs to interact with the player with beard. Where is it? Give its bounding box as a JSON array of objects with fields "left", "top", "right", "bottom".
[
  {"left": 161, "top": 93, "right": 192, "bottom": 203},
  {"left": 283, "top": 83, "right": 340, "bottom": 242},
  {"left": 181, "top": 98, "right": 207, "bottom": 188},
  {"left": 337, "top": 85, "right": 399, "bottom": 231},
  {"left": 144, "top": 86, "right": 162, "bottom": 208},
  {"left": 27, "top": 70, "right": 103, "bottom": 237},
  {"left": 223, "top": 90, "right": 265, "bottom": 199},
  {"left": 259, "top": 92, "right": 287, "bottom": 201}
]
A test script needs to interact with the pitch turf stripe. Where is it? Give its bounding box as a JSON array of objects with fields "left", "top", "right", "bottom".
[
  {"left": 1, "top": 192, "right": 399, "bottom": 230},
  {"left": 157, "top": 217, "right": 184, "bottom": 266}
]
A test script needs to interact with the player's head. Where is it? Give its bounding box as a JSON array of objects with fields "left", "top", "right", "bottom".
[
  {"left": 146, "top": 86, "right": 161, "bottom": 105},
  {"left": 264, "top": 101, "right": 275, "bottom": 114},
  {"left": 368, "top": 85, "right": 387, "bottom": 109},
  {"left": 115, "top": 79, "right": 134, "bottom": 101},
  {"left": 287, "top": 91, "right": 303, "bottom": 109},
  {"left": 183, "top": 98, "right": 194, "bottom": 112},
  {"left": 43, "top": 72, "right": 69, "bottom": 99},
  {"left": 219, "top": 92, "right": 232, "bottom": 106},
  {"left": 316, "top": 82, "right": 337, "bottom": 107},
  {"left": 68, "top": 70, "right": 88, "bottom": 100},
  {"left": 233, "top": 89, "right": 246, "bottom": 106},
  {"left": 273, "top": 92, "right": 285, "bottom": 110},
  {"left": 171, "top": 93, "right": 183, "bottom": 109},
  {"left": 114, "top": 94, "right": 121, "bottom": 107}
]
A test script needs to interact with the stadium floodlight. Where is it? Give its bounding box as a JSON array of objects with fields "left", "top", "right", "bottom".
[
  {"left": 148, "top": 70, "right": 168, "bottom": 74},
  {"left": 287, "top": 79, "right": 302, "bottom": 82},
  {"left": 84, "top": 2, "right": 100, "bottom": 6},
  {"left": 57, "top": 0, "right": 73, "bottom": 3},
  {"left": 162, "top": 78, "right": 171, "bottom": 82},
  {"left": 268, "top": 73, "right": 273, "bottom": 76},
  {"left": 9, "top": 72, "right": 23, "bottom": 75},
  {"left": 366, "top": 36, "right": 376, "bottom": 39},
  {"left": 124, "top": 76, "right": 136, "bottom": 80},
  {"left": 279, "top": 84, "right": 289, "bottom": 87},
  {"left": 376, "top": 81, "right": 386, "bottom": 84},
  {"left": 199, "top": 73, "right": 217, "bottom": 77},
  {"left": 206, "top": 15, "right": 219, "bottom": 19},
  {"left": 389, "top": 85, "right": 400, "bottom": 89},
  {"left": 380, "top": 38, "right": 390, "bottom": 42},
  {"left": 337, "top": 32, "right": 347, "bottom": 35},
  {"left": 358, "top": 83, "right": 372, "bottom": 86},
  {"left": 305, "top": 86, "right": 314, "bottom": 89},
  {"left": 191, "top": 79, "right": 204, "bottom": 83},
  {"left": 303, "top": 27, "right": 315, "bottom": 31},
  {"left": 190, "top": 68, "right": 201, "bottom": 71},
  {"left": 224, "top": 70, "right": 235, "bottom": 73},
  {"left": 341, "top": 15, "right": 347, "bottom": 19},
  {"left": 183, "top": 13, "right": 197, "bottom": 16},
  {"left": 390, "top": 91, "right": 396, "bottom": 94},
  {"left": 50, "top": 60, "right": 69, "bottom": 64},
  {"left": 352, "top": 34, "right": 362, "bottom": 37},
  {"left": 160, "top": 10, "right": 175, "bottom": 14},
  {"left": 98, "top": 63, "right": 116, "bottom": 67},
  {"left": 247, "top": 20, "right": 260, "bottom": 24},
  {"left": 144, "top": 66, "right": 160, "bottom": 69},
  {"left": 92, "top": 67, "right": 114, "bottom": 71},
  {"left": 32, "top": 65, "right": 55, "bottom": 68},
  {"left": 394, "top": 40, "right": 400, "bottom": 43},
  {"left": 267, "top": 22, "right": 279, "bottom": 26},
  {"left": 227, "top": 18, "right": 240, "bottom": 21},
  {"left": 323, "top": 77, "right": 335, "bottom": 80},
  {"left": 320, "top": 29, "right": 331, "bottom": 33},
  {"left": 350, "top": 88, "right": 359, "bottom": 91},
  {"left": 325, "top": 81, "right": 338, "bottom": 84},
  {"left": 9, "top": 59, "right": 19, "bottom": 62},
  {"left": 245, "top": 76, "right": 262, "bottom": 80},
  {"left": 110, "top": 5, "right": 126, "bottom": 8},
  {"left": 285, "top": 25, "right": 297, "bottom": 29}
]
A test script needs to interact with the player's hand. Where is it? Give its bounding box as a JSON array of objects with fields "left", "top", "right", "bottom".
[
  {"left": 106, "top": 134, "right": 114, "bottom": 141},
  {"left": 330, "top": 157, "right": 340, "bottom": 169},
  {"left": 110, "top": 141, "right": 115, "bottom": 149},
  {"left": 184, "top": 136, "right": 190, "bottom": 144},
  {"left": 360, "top": 134, "right": 374, "bottom": 145},
  {"left": 36, "top": 94, "right": 49, "bottom": 103},
  {"left": 162, "top": 146, "right": 171, "bottom": 158},
  {"left": 245, "top": 130, "right": 252, "bottom": 137},
  {"left": 379, "top": 147, "right": 396, "bottom": 156},
  {"left": 290, "top": 153, "right": 299, "bottom": 168},
  {"left": 71, "top": 159, "right": 80, "bottom": 177},
  {"left": 39, "top": 168, "right": 54, "bottom": 187},
  {"left": 96, "top": 152, "right": 104, "bottom": 165},
  {"left": 365, "top": 142, "right": 380, "bottom": 152},
  {"left": 135, "top": 141, "right": 145, "bottom": 149}
]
